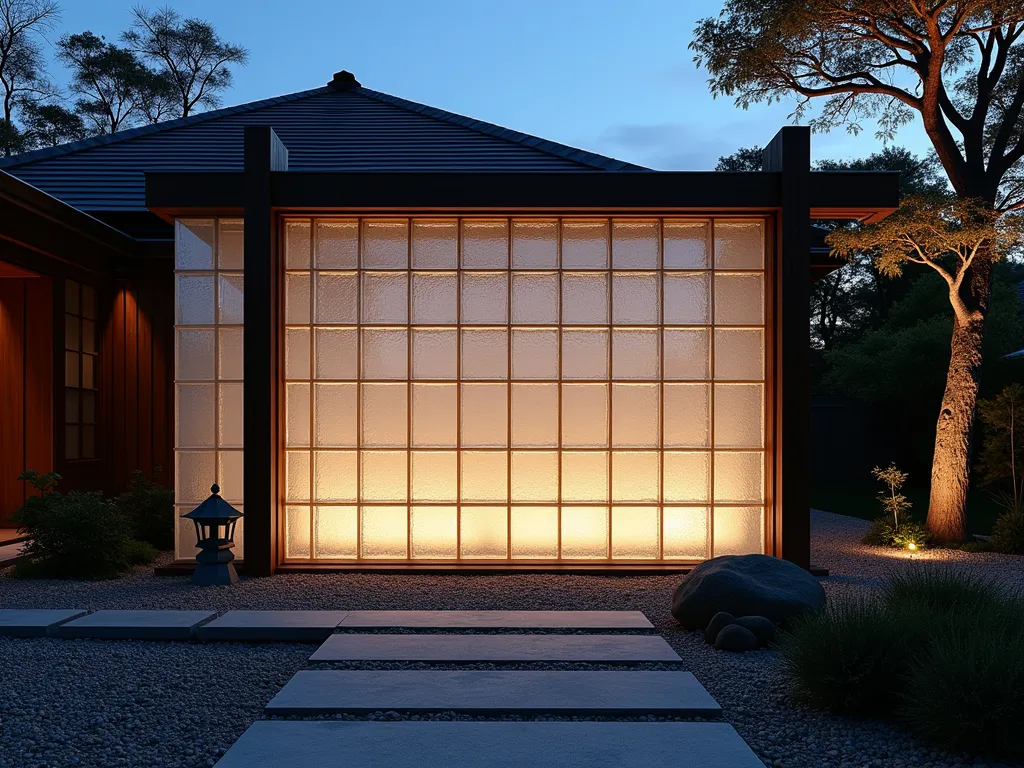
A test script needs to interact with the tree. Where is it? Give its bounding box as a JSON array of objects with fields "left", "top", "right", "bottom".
[
  {"left": 0, "top": 0, "right": 59, "bottom": 154},
  {"left": 19, "top": 101, "right": 84, "bottom": 147},
  {"left": 977, "top": 383, "right": 1024, "bottom": 512},
  {"left": 692, "top": 2, "right": 1024, "bottom": 541},
  {"left": 123, "top": 6, "right": 247, "bottom": 119}
]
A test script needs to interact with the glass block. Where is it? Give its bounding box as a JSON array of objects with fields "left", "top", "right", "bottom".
[
  {"left": 285, "top": 220, "right": 311, "bottom": 269},
  {"left": 315, "top": 220, "right": 358, "bottom": 268},
  {"left": 462, "top": 219, "right": 508, "bottom": 269},
  {"left": 714, "top": 383, "right": 764, "bottom": 448},
  {"left": 611, "top": 384, "right": 659, "bottom": 447},
  {"left": 218, "top": 328, "right": 244, "bottom": 379},
  {"left": 715, "top": 329, "right": 764, "bottom": 381},
  {"left": 511, "top": 219, "right": 558, "bottom": 268},
  {"left": 663, "top": 383, "right": 710, "bottom": 448},
  {"left": 285, "top": 383, "right": 310, "bottom": 447},
  {"left": 361, "top": 451, "right": 408, "bottom": 501},
  {"left": 664, "top": 507, "right": 709, "bottom": 558},
  {"left": 362, "top": 328, "right": 408, "bottom": 380},
  {"left": 285, "top": 506, "right": 311, "bottom": 558},
  {"left": 177, "top": 328, "right": 215, "bottom": 380},
  {"left": 462, "top": 328, "right": 508, "bottom": 379},
  {"left": 285, "top": 450, "right": 310, "bottom": 501},
  {"left": 715, "top": 220, "right": 765, "bottom": 269},
  {"left": 612, "top": 507, "right": 659, "bottom": 559},
  {"left": 561, "top": 220, "right": 608, "bottom": 268},
  {"left": 560, "top": 507, "right": 608, "bottom": 559},
  {"left": 315, "top": 327, "right": 358, "bottom": 379},
  {"left": 663, "top": 272, "right": 710, "bottom": 324},
  {"left": 360, "top": 506, "right": 408, "bottom": 558},
  {"left": 461, "top": 272, "right": 508, "bottom": 324},
  {"left": 561, "top": 329, "right": 608, "bottom": 379},
  {"left": 461, "top": 384, "right": 508, "bottom": 448},
  {"left": 561, "top": 383, "right": 608, "bottom": 447},
  {"left": 411, "top": 384, "right": 457, "bottom": 447},
  {"left": 561, "top": 452, "right": 609, "bottom": 502},
  {"left": 82, "top": 355, "right": 95, "bottom": 389},
  {"left": 664, "top": 220, "right": 709, "bottom": 269},
  {"left": 82, "top": 320, "right": 96, "bottom": 354},
  {"left": 361, "top": 383, "right": 407, "bottom": 447},
  {"left": 65, "top": 389, "right": 79, "bottom": 423},
  {"left": 82, "top": 391, "right": 96, "bottom": 424},
  {"left": 411, "top": 329, "right": 457, "bottom": 380},
  {"left": 218, "top": 383, "right": 243, "bottom": 447},
  {"left": 313, "top": 451, "right": 358, "bottom": 502},
  {"left": 460, "top": 506, "right": 508, "bottom": 558},
  {"left": 362, "top": 219, "right": 409, "bottom": 268},
  {"left": 411, "top": 272, "right": 458, "bottom": 324},
  {"left": 315, "top": 272, "right": 358, "bottom": 324},
  {"left": 664, "top": 329, "right": 710, "bottom": 380},
  {"left": 411, "top": 451, "right": 457, "bottom": 501},
  {"left": 715, "top": 274, "right": 764, "bottom": 325},
  {"left": 612, "top": 220, "right": 659, "bottom": 269},
  {"left": 285, "top": 272, "right": 311, "bottom": 325},
  {"left": 175, "top": 451, "right": 216, "bottom": 503},
  {"left": 65, "top": 351, "right": 79, "bottom": 387},
  {"left": 218, "top": 449, "right": 244, "bottom": 502},
  {"left": 218, "top": 219, "right": 244, "bottom": 269},
  {"left": 175, "top": 219, "right": 214, "bottom": 270},
  {"left": 511, "top": 451, "right": 558, "bottom": 502},
  {"left": 285, "top": 328, "right": 310, "bottom": 380},
  {"left": 664, "top": 452, "right": 711, "bottom": 503},
  {"left": 66, "top": 315, "right": 80, "bottom": 351},
  {"left": 412, "top": 219, "right": 458, "bottom": 268},
  {"left": 612, "top": 273, "right": 659, "bottom": 324},
  {"left": 411, "top": 506, "right": 457, "bottom": 558},
  {"left": 511, "top": 272, "right": 558, "bottom": 324},
  {"left": 511, "top": 507, "right": 559, "bottom": 559},
  {"left": 714, "top": 451, "right": 765, "bottom": 503},
  {"left": 176, "top": 275, "right": 215, "bottom": 325},
  {"left": 176, "top": 384, "right": 215, "bottom": 447},
  {"left": 714, "top": 506, "right": 764, "bottom": 555},
  {"left": 511, "top": 329, "right": 558, "bottom": 380},
  {"left": 611, "top": 329, "right": 659, "bottom": 379},
  {"left": 82, "top": 286, "right": 96, "bottom": 321},
  {"left": 314, "top": 506, "right": 358, "bottom": 558},
  {"left": 314, "top": 383, "right": 358, "bottom": 447},
  {"left": 612, "top": 452, "right": 659, "bottom": 502},
  {"left": 460, "top": 452, "right": 508, "bottom": 502},
  {"left": 175, "top": 508, "right": 200, "bottom": 559},
  {"left": 562, "top": 273, "right": 608, "bottom": 324},
  {"left": 510, "top": 384, "right": 558, "bottom": 447},
  {"left": 362, "top": 272, "right": 408, "bottom": 324}
]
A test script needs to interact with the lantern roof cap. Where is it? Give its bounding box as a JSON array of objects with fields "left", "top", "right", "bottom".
[{"left": 182, "top": 484, "right": 243, "bottom": 520}]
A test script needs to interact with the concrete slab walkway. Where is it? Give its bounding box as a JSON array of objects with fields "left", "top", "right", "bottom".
[
  {"left": 0, "top": 609, "right": 88, "bottom": 637},
  {"left": 58, "top": 610, "right": 216, "bottom": 640},
  {"left": 198, "top": 611, "right": 349, "bottom": 642},
  {"left": 337, "top": 610, "right": 653, "bottom": 629}
]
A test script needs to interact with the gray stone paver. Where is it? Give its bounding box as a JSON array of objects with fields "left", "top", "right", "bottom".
[
  {"left": 310, "top": 633, "right": 681, "bottom": 662},
  {"left": 264, "top": 669, "right": 720, "bottom": 716},
  {"left": 214, "top": 721, "right": 762, "bottom": 768},
  {"left": 198, "top": 611, "right": 349, "bottom": 642},
  {"left": 58, "top": 610, "right": 216, "bottom": 640},
  {"left": 0, "top": 609, "right": 88, "bottom": 637},
  {"left": 337, "top": 610, "right": 653, "bottom": 629}
]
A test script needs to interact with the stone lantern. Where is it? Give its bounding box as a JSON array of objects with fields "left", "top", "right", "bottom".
[{"left": 182, "top": 484, "right": 243, "bottom": 586}]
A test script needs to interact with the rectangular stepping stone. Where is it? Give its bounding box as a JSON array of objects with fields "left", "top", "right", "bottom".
[
  {"left": 0, "top": 609, "right": 88, "bottom": 637},
  {"left": 58, "top": 610, "right": 216, "bottom": 640},
  {"left": 265, "top": 670, "right": 719, "bottom": 716},
  {"left": 215, "top": 721, "right": 763, "bottom": 768},
  {"left": 337, "top": 610, "right": 653, "bottom": 629},
  {"left": 198, "top": 611, "right": 348, "bottom": 642},
  {"left": 310, "top": 633, "right": 681, "bottom": 662}
]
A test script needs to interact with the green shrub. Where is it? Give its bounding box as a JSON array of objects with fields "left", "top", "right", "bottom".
[
  {"left": 117, "top": 469, "right": 174, "bottom": 551},
  {"left": 125, "top": 539, "right": 159, "bottom": 565},
  {"left": 882, "top": 567, "right": 1008, "bottom": 617},
  {"left": 990, "top": 508, "right": 1024, "bottom": 554},
  {"left": 862, "top": 517, "right": 930, "bottom": 549}
]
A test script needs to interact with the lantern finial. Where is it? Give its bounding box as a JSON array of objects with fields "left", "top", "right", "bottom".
[{"left": 211, "top": 483, "right": 220, "bottom": 495}]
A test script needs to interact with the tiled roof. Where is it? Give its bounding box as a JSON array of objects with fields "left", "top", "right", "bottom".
[{"left": 0, "top": 81, "right": 644, "bottom": 212}]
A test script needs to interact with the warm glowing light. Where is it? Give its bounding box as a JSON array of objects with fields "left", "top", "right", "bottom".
[{"left": 908, "top": 542, "right": 917, "bottom": 551}]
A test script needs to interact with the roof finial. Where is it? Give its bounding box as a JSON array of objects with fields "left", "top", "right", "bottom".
[{"left": 328, "top": 70, "right": 360, "bottom": 91}]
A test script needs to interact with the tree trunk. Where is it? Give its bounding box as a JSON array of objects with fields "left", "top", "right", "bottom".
[{"left": 926, "top": 253, "right": 992, "bottom": 542}]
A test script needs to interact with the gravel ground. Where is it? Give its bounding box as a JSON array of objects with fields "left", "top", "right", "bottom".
[{"left": 1, "top": 510, "right": 1023, "bottom": 768}]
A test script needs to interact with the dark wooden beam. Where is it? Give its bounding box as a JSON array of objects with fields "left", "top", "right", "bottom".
[{"left": 242, "top": 126, "right": 288, "bottom": 576}]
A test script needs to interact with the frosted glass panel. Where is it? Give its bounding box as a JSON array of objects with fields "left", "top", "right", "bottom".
[
  {"left": 177, "top": 329, "right": 215, "bottom": 380},
  {"left": 664, "top": 329, "right": 710, "bottom": 380},
  {"left": 218, "top": 384, "right": 244, "bottom": 447},
  {"left": 314, "top": 451, "right": 358, "bottom": 502},
  {"left": 612, "top": 273, "right": 659, "bottom": 324},
  {"left": 176, "top": 275, "right": 215, "bottom": 325},
  {"left": 361, "top": 506, "right": 408, "bottom": 558},
  {"left": 562, "top": 273, "right": 608, "bottom": 324},
  {"left": 460, "top": 506, "right": 508, "bottom": 558},
  {"left": 663, "top": 507, "right": 709, "bottom": 559},
  {"left": 315, "top": 273, "right": 358, "bottom": 324},
  {"left": 664, "top": 273, "right": 710, "bottom": 324},
  {"left": 714, "top": 384, "right": 764, "bottom": 448},
  {"left": 218, "top": 274, "right": 244, "bottom": 324},
  {"left": 285, "top": 328, "right": 310, "bottom": 379},
  {"left": 412, "top": 328, "right": 457, "bottom": 380},
  {"left": 362, "top": 328, "right": 408, "bottom": 379},
  {"left": 411, "top": 451, "right": 457, "bottom": 501},
  {"left": 362, "top": 220, "right": 409, "bottom": 268},
  {"left": 460, "top": 384, "right": 507, "bottom": 448},
  {"left": 362, "top": 272, "right": 408, "bottom": 323},
  {"left": 714, "top": 451, "right": 764, "bottom": 503},
  {"left": 285, "top": 273, "right": 311, "bottom": 324},
  {"left": 412, "top": 384, "right": 458, "bottom": 447},
  {"left": 511, "top": 384, "right": 558, "bottom": 447},
  {"left": 561, "top": 507, "right": 608, "bottom": 559},
  {"left": 315, "top": 383, "right": 358, "bottom": 447},
  {"left": 286, "top": 383, "right": 310, "bottom": 447},
  {"left": 562, "top": 452, "right": 608, "bottom": 502},
  {"left": 286, "top": 450, "right": 311, "bottom": 501},
  {"left": 715, "top": 274, "right": 764, "bottom": 325},
  {"left": 315, "top": 328, "right": 358, "bottom": 379},
  {"left": 562, "top": 220, "right": 608, "bottom": 268},
  {"left": 361, "top": 383, "right": 407, "bottom": 447},
  {"left": 511, "top": 329, "right": 558, "bottom": 380},
  {"left": 715, "top": 221, "right": 764, "bottom": 269},
  {"left": 561, "top": 384, "right": 608, "bottom": 447},
  {"left": 285, "top": 506, "right": 311, "bottom": 558},
  {"left": 511, "top": 272, "right": 558, "bottom": 324},
  {"left": 562, "top": 329, "right": 608, "bottom": 379},
  {"left": 714, "top": 506, "right": 764, "bottom": 555},
  {"left": 285, "top": 221, "right": 311, "bottom": 268},
  {"left": 218, "top": 221, "right": 243, "bottom": 271},
  {"left": 412, "top": 272, "right": 458, "bottom": 324},
  {"left": 462, "top": 219, "right": 508, "bottom": 269},
  {"left": 612, "top": 220, "right": 659, "bottom": 269},
  {"left": 314, "top": 506, "right": 358, "bottom": 558},
  {"left": 664, "top": 384, "right": 710, "bottom": 448},
  {"left": 612, "top": 329, "right": 659, "bottom": 379},
  {"left": 715, "top": 329, "right": 764, "bottom": 381},
  {"left": 361, "top": 452, "right": 408, "bottom": 501},
  {"left": 412, "top": 220, "right": 458, "bottom": 269},
  {"left": 176, "top": 219, "right": 215, "bottom": 270},
  {"left": 664, "top": 220, "right": 709, "bottom": 269},
  {"left": 461, "top": 272, "right": 508, "bottom": 324},
  {"left": 612, "top": 452, "right": 659, "bottom": 503},
  {"left": 664, "top": 452, "right": 711, "bottom": 502},
  {"left": 315, "top": 220, "right": 358, "bottom": 269},
  {"left": 511, "top": 451, "right": 558, "bottom": 502},
  {"left": 175, "top": 452, "right": 215, "bottom": 503},
  {"left": 512, "top": 220, "right": 558, "bottom": 268},
  {"left": 177, "top": 384, "right": 215, "bottom": 447},
  {"left": 611, "top": 507, "right": 659, "bottom": 559},
  {"left": 460, "top": 452, "right": 507, "bottom": 502},
  {"left": 462, "top": 329, "right": 508, "bottom": 379},
  {"left": 412, "top": 506, "right": 457, "bottom": 558},
  {"left": 611, "top": 384, "right": 659, "bottom": 447},
  {"left": 511, "top": 507, "right": 559, "bottom": 558}
]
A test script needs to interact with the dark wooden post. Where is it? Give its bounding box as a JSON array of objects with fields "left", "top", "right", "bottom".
[
  {"left": 243, "top": 126, "right": 287, "bottom": 576},
  {"left": 763, "top": 127, "right": 811, "bottom": 570}
]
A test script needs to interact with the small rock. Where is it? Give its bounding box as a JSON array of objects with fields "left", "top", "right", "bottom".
[
  {"left": 704, "top": 611, "right": 736, "bottom": 644},
  {"left": 733, "top": 615, "right": 778, "bottom": 646},
  {"left": 714, "top": 624, "right": 759, "bottom": 652}
]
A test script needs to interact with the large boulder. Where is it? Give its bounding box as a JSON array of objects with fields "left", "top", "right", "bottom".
[{"left": 671, "top": 554, "right": 825, "bottom": 629}]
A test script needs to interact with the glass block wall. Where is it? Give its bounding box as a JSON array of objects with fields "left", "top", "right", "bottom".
[
  {"left": 281, "top": 217, "right": 766, "bottom": 562},
  {"left": 174, "top": 219, "right": 244, "bottom": 560}
]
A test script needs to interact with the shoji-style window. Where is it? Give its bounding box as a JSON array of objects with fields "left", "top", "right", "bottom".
[
  {"left": 282, "top": 217, "right": 767, "bottom": 563},
  {"left": 64, "top": 279, "right": 98, "bottom": 460},
  {"left": 173, "top": 219, "right": 244, "bottom": 560}
]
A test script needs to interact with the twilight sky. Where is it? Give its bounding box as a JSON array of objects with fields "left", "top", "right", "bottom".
[{"left": 51, "top": 0, "right": 935, "bottom": 170}]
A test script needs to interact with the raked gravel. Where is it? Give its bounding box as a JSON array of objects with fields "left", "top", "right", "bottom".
[{"left": 2, "top": 509, "right": 1023, "bottom": 768}]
